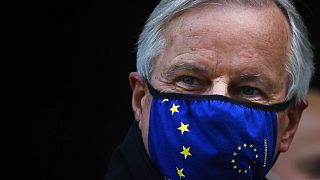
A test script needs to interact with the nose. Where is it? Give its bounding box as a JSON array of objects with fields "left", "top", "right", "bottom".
[{"left": 207, "top": 77, "right": 229, "bottom": 96}]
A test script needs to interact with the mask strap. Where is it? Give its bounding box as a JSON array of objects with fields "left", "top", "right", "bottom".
[{"left": 145, "top": 80, "right": 158, "bottom": 97}]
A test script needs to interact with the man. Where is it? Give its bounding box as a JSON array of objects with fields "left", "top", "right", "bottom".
[{"left": 106, "top": 0, "right": 314, "bottom": 179}]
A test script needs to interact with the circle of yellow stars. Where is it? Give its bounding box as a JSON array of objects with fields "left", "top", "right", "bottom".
[
  {"left": 231, "top": 143, "right": 259, "bottom": 174},
  {"left": 163, "top": 99, "right": 262, "bottom": 178},
  {"left": 162, "top": 99, "right": 191, "bottom": 179}
]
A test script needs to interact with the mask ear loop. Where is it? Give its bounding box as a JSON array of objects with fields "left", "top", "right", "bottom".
[
  {"left": 145, "top": 80, "right": 162, "bottom": 98},
  {"left": 145, "top": 80, "right": 154, "bottom": 93}
]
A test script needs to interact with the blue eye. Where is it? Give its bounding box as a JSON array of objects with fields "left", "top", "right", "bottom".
[
  {"left": 230, "top": 85, "right": 266, "bottom": 101},
  {"left": 241, "top": 86, "right": 256, "bottom": 95},
  {"left": 176, "top": 76, "right": 202, "bottom": 90},
  {"left": 182, "top": 76, "right": 197, "bottom": 85}
]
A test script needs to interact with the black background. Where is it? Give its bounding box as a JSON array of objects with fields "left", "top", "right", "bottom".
[{"left": 9, "top": 0, "right": 316, "bottom": 179}]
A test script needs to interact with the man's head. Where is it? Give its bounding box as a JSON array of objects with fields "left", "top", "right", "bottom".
[{"left": 129, "top": 0, "right": 314, "bottom": 172}]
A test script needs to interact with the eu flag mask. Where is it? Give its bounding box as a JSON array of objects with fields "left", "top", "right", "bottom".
[{"left": 146, "top": 82, "right": 290, "bottom": 180}]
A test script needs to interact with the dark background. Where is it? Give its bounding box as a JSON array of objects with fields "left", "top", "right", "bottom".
[{"left": 7, "top": 0, "right": 316, "bottom": 179}]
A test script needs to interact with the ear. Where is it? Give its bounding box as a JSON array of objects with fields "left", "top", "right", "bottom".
[
  {"left": 129, "top": 72, "right": 148, "bottom": 123},
  {"left": 278, "top": 101, "right": 308, "bottom": 152}
]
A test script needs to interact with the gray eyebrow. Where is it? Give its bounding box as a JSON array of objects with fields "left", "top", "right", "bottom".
[
  {"left": 234, "top": 72, "right": 274, "bottom": 89},
  {"left": 162, "top": 62, "right": 208, "bottom": 79},
  {"left": 238, "top": 73, "right": 270, "bottom": 82},
  {"left": 239, "top": 73, "right": 263, "bottom": 80}
]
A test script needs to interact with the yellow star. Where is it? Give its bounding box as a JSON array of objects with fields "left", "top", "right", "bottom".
[
  {"left": 170, "top": 104, "right": 180, "bottom": 115},
  {"left": 238, "top": 169, "right": 242, "bottom": 173},
  {"left": 250, "top": 144, "right": 253, "bottom": 148},
  {"left": 176, "top": 167, "right": 185, "bottom": 179},
  {"left": 162, "top": 99, "right": 169, "bottom": 103},
  {"left": 256, "top": 154, "right": 259, "bottom": 159},
  {"left": 231, "top": 159, "right": 235, "bottom": 163},
  {"left": 233, "top": 152, "right": 237, "bottom": 156},
  {"left": 238, "top": 146, "right": 242, "bottom": 150},
  {"left": 233, "top": 165, "right": 237, "bottom": 169},
  {"left": 243, "top": 144, "right": 247, "bottom": 148},
  {"left": 254, "top": 148, "right": 257, "bottom": 152},
  {"left": 180, "top": 146, "right": 192, "bottom": 159},
  {"left": 177, "top": 122, "right": 190, "bottom": 135}
]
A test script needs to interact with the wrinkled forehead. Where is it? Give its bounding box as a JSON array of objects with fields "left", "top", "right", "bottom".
[
  {"left": 163, "top": 2, "right": 291, "bottom": 50},
  {"left": 149, "top": 2, "right": 292, "bottom": 99},
  {"left": 158, "top": 3, "right": 291, "bottom": 67}
]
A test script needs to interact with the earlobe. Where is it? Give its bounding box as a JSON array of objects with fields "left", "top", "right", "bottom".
[
  {"left": 129, "top": 72, "right": 148, "bottom": 124},
  {"left": 278, "top": 101, "right": 308, "bottom": 152}
]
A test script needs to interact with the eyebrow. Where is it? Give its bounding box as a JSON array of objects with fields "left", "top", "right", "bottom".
[
  {"left": 233, "top": 72, "right": 274, "bottom": 89},
  {"left": 239, "top": 73, "right": 265, "bottom": 81},
  {"left": 162, "top": 62, "right": 209, "bottom": 79}
]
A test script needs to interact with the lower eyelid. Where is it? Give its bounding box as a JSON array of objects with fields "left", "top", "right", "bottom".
[
  {"left": 175, "top": 82, "right": 209, "bottom": 93},
  {"left": 230, "top": 90, "right": 264, "bottom": 101},
  {"left": 176, "top": 82, "right": 200, "bottom": 89}
]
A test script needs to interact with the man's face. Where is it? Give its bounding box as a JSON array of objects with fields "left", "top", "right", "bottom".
[{"left": 130, "top": 3, "right": 305, "bottom": 155}]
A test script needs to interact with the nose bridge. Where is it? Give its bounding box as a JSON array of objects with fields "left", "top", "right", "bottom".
[{"left": 208, "top": 77, "right": 229, "bottom": 96}]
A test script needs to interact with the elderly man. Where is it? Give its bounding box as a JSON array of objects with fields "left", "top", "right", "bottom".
[{"left": 106, "top": 0, "right": 314, "bottom": 179}]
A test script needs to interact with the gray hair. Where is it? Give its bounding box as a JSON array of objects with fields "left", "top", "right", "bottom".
[{"left": 136, "top": 0, "right": 314, "bottom": 102}]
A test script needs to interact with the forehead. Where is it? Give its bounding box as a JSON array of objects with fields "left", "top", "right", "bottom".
[
  {"left": 163, "top": 3, "right": 290, "bottom": 56},
  {"left": 154, "top": 3, "right": 291, "bottom": 81}
]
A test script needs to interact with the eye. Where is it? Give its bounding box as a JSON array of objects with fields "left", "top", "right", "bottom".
[
  {"left": 241, "top": 86, "right": 257, "bottom": 96},
  {"left": 236, "top": 86, "right": 267, "bottom": 101},
  {"left": 181, "top": 76, "right": 199, "bottom": 86},
  {"left": 229, "top": 82, "right": 269, "bottom": 102},
  {"left": 176, "top": 76, "right": 203, "bottom": 90}
]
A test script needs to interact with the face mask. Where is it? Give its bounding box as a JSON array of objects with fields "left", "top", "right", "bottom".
[{"left": 147, "top": 83, "right": 290, "bottom": 180}]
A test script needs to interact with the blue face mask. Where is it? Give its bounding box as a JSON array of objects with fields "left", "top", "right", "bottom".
[{"left": 147, "top": 83, "right": 290, "bottom": 180}]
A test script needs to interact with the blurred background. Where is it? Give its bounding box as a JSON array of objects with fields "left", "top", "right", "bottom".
[
  {"left": 7, "top": 0, "right": 316, "bottom": 179},
  {"left": 269, "top": 88, "right": 320, "bottom": 180}
]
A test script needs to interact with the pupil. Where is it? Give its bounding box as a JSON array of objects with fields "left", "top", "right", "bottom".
[
  {"left": 183, "top": 77, "right": 194, "bottom": 84},
  {"left": 243, "top": 87, "right": 254, "bottom": 95}
]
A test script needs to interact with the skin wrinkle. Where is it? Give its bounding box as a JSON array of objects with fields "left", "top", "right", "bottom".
[
  {"left": 161, "top": 51, "right": 219, "bottom": 76},
  {"left": 163, "top": 40, "right": 225, "bottom": 79},
  {"left": 160, "top": 59, "right": 281, "bottom": 103},
  {"left": 159, "top": 62, "right": 208, "bottom": 93},
  {"left": 129, "top": 2, "right": 307, "bottom": 159},
  {"left": 236, "top": 73, "right": 273, "bottom": 93},
  {"left": 163, "top": 62, "right": 208, "bottom": 81},
  {"left": 154, "top": 4, "right": 290, "bottom": 103},
  {"left": 167, "top": 9, "right": 288, "bottom": 67}
]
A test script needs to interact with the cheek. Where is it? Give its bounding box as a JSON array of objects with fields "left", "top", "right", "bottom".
[{"left": 140, "top": 94, "right": 153, "bottom": 154}]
